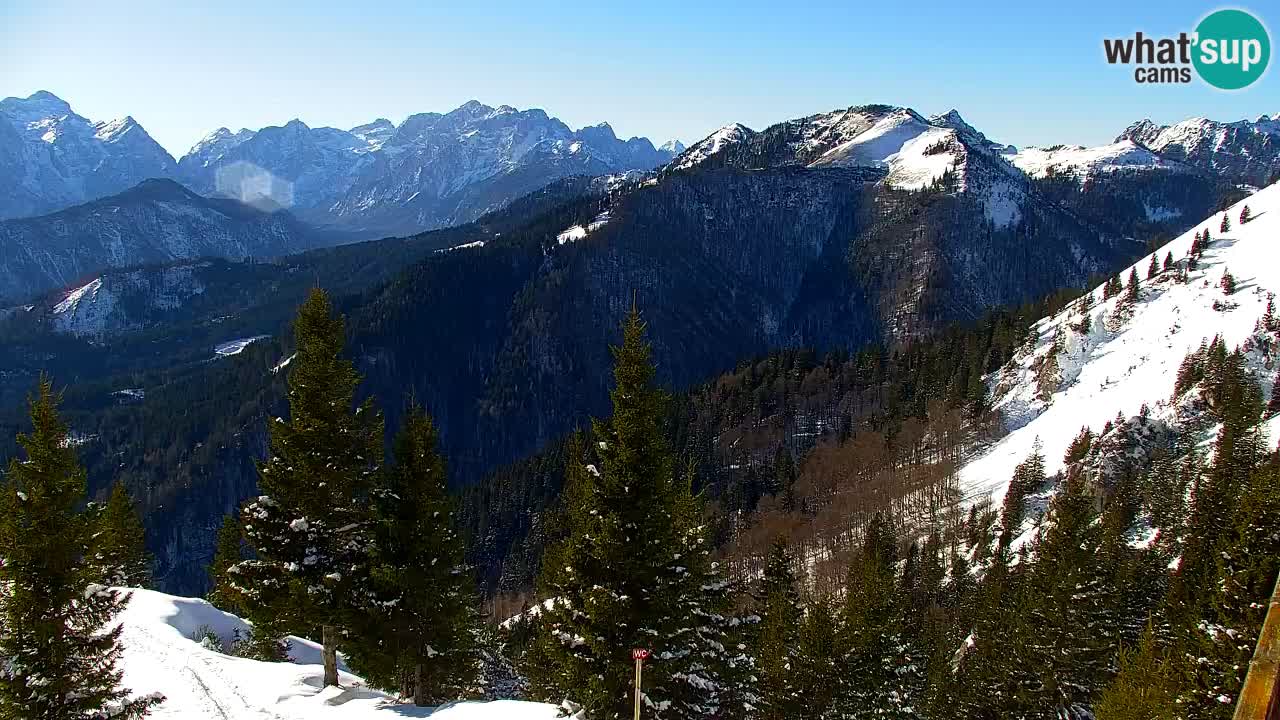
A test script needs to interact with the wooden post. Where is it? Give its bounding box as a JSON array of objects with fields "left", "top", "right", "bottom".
[
  {"left": 321, "top": 624, "right": 340, "bottom": 687},
  {"left": 631, "top": 648, "right": 649, "bottom": 720},
  {"left": 633, "top": 655, "right": 643, "bottom": 720},
  {"left": 1235, "top": 571, "right": 1280, "bottom": 720}
]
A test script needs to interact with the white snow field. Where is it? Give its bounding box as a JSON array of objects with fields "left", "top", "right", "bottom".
[
  {"left": 959, "top": 182, "right": 1280, "bottom": 509},
  {"left": 1006, "top": 140, "right": 1180, "bottom": 179},
  {"left": 116, "top": 589, "right": 562, "bottom": 719},
  {"left": 214, "top": 335, "right": 269, "bottom": 358}
]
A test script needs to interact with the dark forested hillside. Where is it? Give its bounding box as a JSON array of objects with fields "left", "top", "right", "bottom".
[{"left": 460, "top": 288, "right": 1082, "bottom": 596}]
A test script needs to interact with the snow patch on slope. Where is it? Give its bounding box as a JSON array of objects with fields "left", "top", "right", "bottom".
[
  {"left": 52, "top": 278, "right": 119, "bottom": 337},
  {"left": 960, "top": 182, "right": 1280, "bottom": 507},
  {"left": 214, "top": 335, "right": 268, "bottom": 358},
  {"left": 556, "top": 211, "right": 612, "bottom": 245}
]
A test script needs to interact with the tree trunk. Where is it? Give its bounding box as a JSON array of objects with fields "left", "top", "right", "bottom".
[
  {"left": 413, "top": 662, "right": 426, "bottom": 706},
  {"left": 322, "top": 624, "right": 340, "bottom": 687},
  {"left": 400, "top": 669, "right": 413, "bottom": 700}
]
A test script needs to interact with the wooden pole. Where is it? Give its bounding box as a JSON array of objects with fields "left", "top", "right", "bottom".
[
  {"left": 1235, "top": 571, "right": 1280, "bottom": 720},
  {"left": 634, "top": 656, "right": 643, "bottom": 720},
  {"left": 321, "top": 624, "right": 340, "bottom": 687}
]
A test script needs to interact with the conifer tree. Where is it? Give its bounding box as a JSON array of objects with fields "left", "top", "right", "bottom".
[
  {"left": 1269, "top": 370, "right": 1280, "bottom": 417},
  {"left": 1181, "top": 446, "right": 1279, "bottom": 718},
  {"left": 207, "top": 515, "right": 245, "bottom": 614},
  {"left": 0, "top": 378, "right": 162, "bottom": 719},
  {"left": 794, "top": 596, "right": 841, "bottom": 720},
  {"left": 1094, "top": 625, "right": 1179, "bottom": 720},
  {"left": 837, "top": 513, "right": 923, "bottom": 718},
  {"left": 90, "top": 481, "right": 152, "bottom": 588},
  {"left": 1163, "top": 251, "right": 1174, "bottom": 271},
  {"left": 1023, "top": 473, "right": 1115, "bottom": 715},
  {"left": 1169, "top": 370, "right": 1264, "bottom": 626},
  {"left": 1221, "top": 270, "right": 1236, "bottom": 295},
  {"left": 773, "top": 446, "right": 797, "bottom": 511},
  {"left": 1072, "top": 292, "right": 1095, "bottom": 335},
  {"left": 353, "top": 405, "right": 478, "bottom": 705},
  {"left": 527, "top": 309, "right": 746, "bottom": 720},
  {"left": 938, "top": 544, "right": 1037, "bottom": 718},
  {"left": 1239, "top": 205, "right": 1251, "bottom": 224},
  {"left": 754, "top": 539, "right": 802, "bottom": 720},
  {"left": 1125, "top": 268, "right": 1141, "bottom": 304},
  {"left": 1102, "top": 274, "right": 1123, "bottom": 300},
  {"left": 999, "top": 445, "right": 1045, "bottom": 553},
  {"left": 208, "top": 516, "right": 288, "bottom": 660},
  {"left": 1146, "top": 254, "right": 1158, "bottom": 279},
  {"left": 1063, "top": 426, "right": 1093, "bottom": 465},
  {"left": 230, "top": 288, "right": 384, "bottom": 687},
  {"left": 1219, "top": 212, "right": 1230, "bottom": 233}
]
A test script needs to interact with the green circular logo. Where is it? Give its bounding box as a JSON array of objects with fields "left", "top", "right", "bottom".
[{"left": 1193, "top": 9, "right": 1270, "bottom": 90}]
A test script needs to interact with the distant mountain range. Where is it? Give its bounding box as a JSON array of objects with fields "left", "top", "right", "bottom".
[{"left": 0, "top": 91, "right": 682, "bottom": 236}]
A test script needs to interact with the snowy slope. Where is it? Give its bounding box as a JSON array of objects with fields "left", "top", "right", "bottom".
[
  {"left": 117, "top": 588, "right": 561, "bottom": 720},
  {"left": 1007, "top": 140, "right": 1183, "bottom": 179},
  {"left": 672, "top": 123, "right": 752, "bottom": 170},
  {"left": 808, "top": 109, "right": 959, "bottom": 190},
  {"left": 960, "top": 182, "right": 1280, "bottom": 507}
]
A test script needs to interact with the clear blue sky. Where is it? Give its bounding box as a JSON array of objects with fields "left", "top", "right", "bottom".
[{"left": 2, "top": 0, "right": 1275, "bottom": 158}]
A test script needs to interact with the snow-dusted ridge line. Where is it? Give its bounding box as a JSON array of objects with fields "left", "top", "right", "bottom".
[
  {"left": 1006, "top": 139, "right": 1186, "bottom": 179},
  {"left": 959, "top": 181, "right": 1280, "bottom": 509}
]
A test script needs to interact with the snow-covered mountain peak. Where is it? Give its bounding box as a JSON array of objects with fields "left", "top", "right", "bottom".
[
  {"left": 960, "top": 181, "right": 1280, "bottom": 509},
  {"left": 671, "top": 122, "right": 753, "bottom": 170},
  {"left": 577, "top": 122, "right": 619, "bottom": 144},
  {"left": 349, "top": 118, "right": 395, "bottom": 149},
  {"left": 448, "top": 99, "right": 498, "bottom": 122},
  {"left": 659, "top": 139, "right": 686, "bottom": 154},
  {"left": 0, "top": 91, "right": 177, "bottom": 219},
  {"left": 0, "top": 90, "right": 76, "bottom": 125},
  {"left": 1116, "top": 114, "right": 1280, "bottom": 185},
  {"left": 93, "top": 116, "right": 143, "bottom": 142},
  {"left": 182, "top": 127, "right": 256, "bottom": 166}
]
